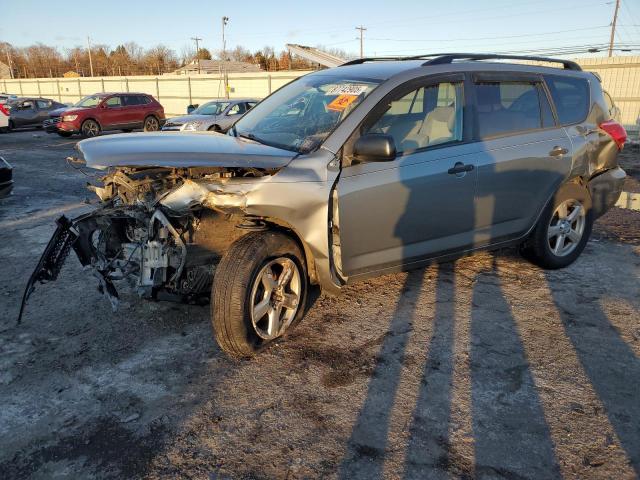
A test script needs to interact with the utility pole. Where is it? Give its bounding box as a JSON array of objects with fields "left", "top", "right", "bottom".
[
  {"left": 608, "top": 0, "right": 620, "bottom": 57},
  {"left": 221, "top": 16, "right": 229, "bottom": 98},
  {"left": 356, "top": 25, "right": 367, "bottom": 58},
  {"left": 191, "top": 36, "right": 202, "bottom": 74},
  {"left": 87, "top": 36, "right": 94, "bottom": 76}
]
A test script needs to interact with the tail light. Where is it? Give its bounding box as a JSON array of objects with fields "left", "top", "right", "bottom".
[
  {"left": 599, "top": 120, "right": 627, "bottom": 150},
  {"left": 0, "top": 104, "right": 9, "bottom": 116}
]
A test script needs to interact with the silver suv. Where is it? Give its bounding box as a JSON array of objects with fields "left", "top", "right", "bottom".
[{"left": 22, "top": 54, "right": 627, "bottom": 357}]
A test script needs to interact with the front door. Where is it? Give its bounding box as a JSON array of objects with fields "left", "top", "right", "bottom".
[
  {"left": 337, "top": 77, "right": 478, "bottom": 278},
  {"left": 99, "top": 95, "right": 126, "bottom": 129}
]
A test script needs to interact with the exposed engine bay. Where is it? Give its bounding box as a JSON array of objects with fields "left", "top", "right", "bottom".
[{"left": 19, "top": 165, "right": 279, "bottom": 320}]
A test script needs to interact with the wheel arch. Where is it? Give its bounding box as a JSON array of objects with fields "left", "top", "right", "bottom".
[{"left": 259, "top": 218, "right": 318, "bottom": 285}]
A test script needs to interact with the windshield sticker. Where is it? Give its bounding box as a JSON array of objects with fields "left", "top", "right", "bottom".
[
  {"left": 325, "top": 84, "right": 370, "bottom": 96},
  {"left": 327, "top": 94, "right": 359, "bottom": 111}
]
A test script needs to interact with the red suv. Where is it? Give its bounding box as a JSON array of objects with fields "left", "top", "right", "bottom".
[{"left": 47, "top": 93, "right": 165, "bottom": 137}]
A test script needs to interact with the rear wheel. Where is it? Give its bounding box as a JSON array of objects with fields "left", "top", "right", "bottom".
[
  {"left": 81, "top": 119, "right": 100, "bottom": 137},
  {"left": 521, "top": 183, "right": 593, "bottom": 269},
  {"left": 211, "top": 231, "right": 308, "bottom": 358},
  {"left": 143, "top": 116, "right": 160, "bottom": 132}
]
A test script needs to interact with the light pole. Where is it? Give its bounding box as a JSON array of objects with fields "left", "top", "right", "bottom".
[
  {"left": 222, "top": 16, "right": 229, "bottom": 60},
  {"left": 87, "top": 36, "right": 94, "bottom": 77},
  {"left": 222, "top": 16, "right": 229, "bottom": 98}
]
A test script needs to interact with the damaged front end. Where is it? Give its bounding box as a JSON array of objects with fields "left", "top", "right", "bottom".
[{"left": 19, "top": 162, "right": 280, "bottom": 323}]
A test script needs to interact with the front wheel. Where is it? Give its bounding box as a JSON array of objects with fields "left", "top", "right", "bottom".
[
  {"left": 521, "top": 183, "right": 593, "bottom": 269},
  {"left": 211, "top": 231, "right": 308, "bottom": 358},
  {"left": 81, "top": 119, "right": 100, "bottom": 137},
  {"left": 143, "top": 116, "right": 160, "bottom": 132}
]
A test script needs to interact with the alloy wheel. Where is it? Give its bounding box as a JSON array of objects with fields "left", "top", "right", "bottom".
[
  {"left": 144, "top": 117, "right": 159, "bottom": 131},
  {"left": 249, "top": 257, "right": 301, "bottom": 340},
  {"left": 82, "top": 121, "right": 99, "bottom": 137},
  {"left": 547, "top": 199, "right": 586, "bottom": 257}
]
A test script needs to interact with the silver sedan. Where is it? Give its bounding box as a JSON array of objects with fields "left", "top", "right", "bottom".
[{"left": 162, "top": 98, "right": 259, "bottom": 133}]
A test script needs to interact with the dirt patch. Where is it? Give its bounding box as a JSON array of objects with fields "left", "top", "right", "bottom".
[{"left": 1, "top": 132, "right": 640, "bottom": 479}]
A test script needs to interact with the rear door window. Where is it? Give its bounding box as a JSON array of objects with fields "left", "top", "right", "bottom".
[
  {"left": 36, "top": 99, "right": 52, "bottom": 109},
  {"left": 544, "top": 75, "right": 589, "bottom": 125},
  {"left": 474, "top": 81, "right": 546, "bottom": 138}
]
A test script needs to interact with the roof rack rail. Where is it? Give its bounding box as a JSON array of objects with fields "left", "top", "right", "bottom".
[
  {"left": 340, "top": 53, "right": 581, "bottom": 71},
  {"left": 423, "top": 53, "right": 582, "bottom": 71},
  {"left": 340, "top": 56, "right": 413, "bottom": 66}
]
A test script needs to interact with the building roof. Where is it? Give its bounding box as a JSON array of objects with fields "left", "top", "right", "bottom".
[{"left": 174, "top": 60, "right": 262, "bottom": 75}]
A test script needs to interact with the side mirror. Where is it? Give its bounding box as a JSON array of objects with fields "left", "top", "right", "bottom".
[
  {"left": 187, "top": 104, "right": 198, "bottom": 114},
  {"left": 353, "top": 134, "right": 396, "bottom": 162},
  {"left": 99, "top": 103, "right": 107, "bottom": 109}
]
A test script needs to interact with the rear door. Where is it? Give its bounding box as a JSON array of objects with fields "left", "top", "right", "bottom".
[
  {"left": 35, "top": 99, "right": 53, "bottom": 124},
  {"left": 472, "top": 72, "right": 573, "bottom": 244},
  {"left": 121, "top": 94, "right": 143, "bottom": 127},
  {"left": 337, "top": 75, "right": 477, "bottom": 277}
]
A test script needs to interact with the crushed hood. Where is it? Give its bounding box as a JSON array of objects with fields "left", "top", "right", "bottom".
[{"left": 77, "top": 132, "right": 297, "bottom": 170}]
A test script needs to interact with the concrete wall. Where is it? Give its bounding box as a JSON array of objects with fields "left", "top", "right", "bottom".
[
  {"left": 0, "top": 71, "right": 311, "bottom": 116},
  {"left": 576, "top": 56, "right": 640, "bottom": 135},
  {"left": 1, "top": 56, "right": 639, "bottom": 133}
]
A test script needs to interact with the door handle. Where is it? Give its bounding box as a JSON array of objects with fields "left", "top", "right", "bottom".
[
  {"left": 549, "top": 146, "right": 568, "bottom": 157},
  {"left": 448, "top": 162, "right": 474, "bottom": 175}
]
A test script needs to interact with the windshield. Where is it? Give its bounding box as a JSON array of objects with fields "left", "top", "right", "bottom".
[
  {"left": 193, "top": 101, "right": 230, "bottom": 115},
  {"left": 232, "top": 75, "right": 381, "bottom": 153},
  {"left": 74, "top": 95, "right": 103, "bottom": 108}
]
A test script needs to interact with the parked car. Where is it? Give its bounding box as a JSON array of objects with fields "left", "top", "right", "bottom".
[
  {"left": 0, "top": 157, "right": 13, "bottom": 198},
  {"left": 161, "top": 99, "right": 258, "bottom": 132},
  {"left": 22, "top": 53, "right": 627, "bottom": 357},
  {"left": 0, "top": 102, "right": 9, "bottom": 132},
  {"left": 0, "top": 93, "right": 18, "bottom": 104},
  {"left": 5, "top": 97, "right": 66, "bottom": 130},
  {"left": 44, "top": 93, "right": 165, "bottom": 137}
]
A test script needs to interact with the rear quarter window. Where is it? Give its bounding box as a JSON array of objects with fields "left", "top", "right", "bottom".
[{"left": 544, "top": 75, "right": 590, "bottom": 125}]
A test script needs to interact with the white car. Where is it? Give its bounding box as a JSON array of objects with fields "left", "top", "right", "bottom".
[
  {"left": 0, "top": 102, "right": 9, "bottom": 132},
  {"left": 0, "top": 93, "right": 18, "bottom": 104}
]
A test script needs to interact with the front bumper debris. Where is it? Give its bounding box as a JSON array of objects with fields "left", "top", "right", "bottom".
[{"left": 18, "top": 216, "right": 78, "bottom": 323}]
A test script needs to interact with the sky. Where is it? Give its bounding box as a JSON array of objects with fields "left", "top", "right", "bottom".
[{"left": 2, "top": 0, "right": 640, "bottom": 59}]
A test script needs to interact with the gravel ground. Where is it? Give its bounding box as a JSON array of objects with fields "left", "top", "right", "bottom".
[{"left": 0, "top": 130, "right": 639, "bottom": 479}]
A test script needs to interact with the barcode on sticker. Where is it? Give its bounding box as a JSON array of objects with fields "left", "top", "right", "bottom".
[{"left": 325, "top": 84, "right": 369, "bottom": 96}]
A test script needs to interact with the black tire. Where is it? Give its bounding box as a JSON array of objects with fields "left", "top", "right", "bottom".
[
  {"left": 211, "top": 231, "right": 308, "bottom": 358},
  {"left": 81, "top": 119, "right": 100, "bottom": 137},
  {"left": 143, "top": 116, "right": 160, "bottom": 132},
  {"left": 521, "top": 183, "right": 593, "bottom": 269},
  {"left": 7, "top": 120, "right": 14, "bottom": 132},
  {"left": 57, "top": 131, "right": 73, "bottom": 138}
]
